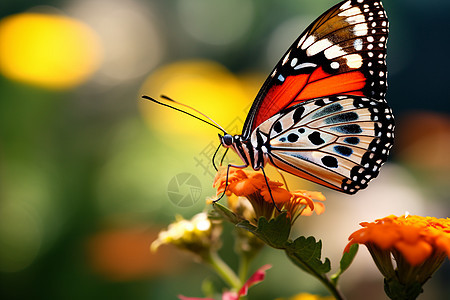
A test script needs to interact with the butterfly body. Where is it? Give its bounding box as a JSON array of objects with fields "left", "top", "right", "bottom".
[{"left": 219, "top": 0, "right": 394, "bottom": 194}]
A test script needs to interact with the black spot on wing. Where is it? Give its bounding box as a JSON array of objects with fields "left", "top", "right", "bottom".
[
  {"left": 334, "top": 145, "right": 353, "bottom": 157},
  {"left": 298, "top": 128, "right": 305, "bottom": 134},
  {"left": 308, "top": 131, "right": 325, "bottom": 145},
  {"left": 344, "top": 137, "right": 360, "bottom": 145},
  {"left": 274, "top": 121, "right": 282, "bottom": 133},
  {"left": 333, "top": 124, "right": 362, "bottom": 134},
  {"left": 287, "top": 133, "right": 299, "bottom": 143},
  {"left": 325, "top": 112, "right": 359, "bottom": 124},
  {"left": 321, "top": 155, "right": 338, "bottom": 168},
  {"left": 293, "top": 106, "right": 305, "bottom": 124},
  {"left": 312, "top": 103, "right": 343, "bottom": 119},
  {"left": 314, "top": 99, "right": 326, "bottom": 106}
]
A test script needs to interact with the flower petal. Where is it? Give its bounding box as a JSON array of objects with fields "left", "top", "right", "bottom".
[
  {"left": 238, "top": 264, "right": 271, "bottom": 296},
  {"left": 395, "top": 239, "right": 433, "bottom": 266},
  {"left": 178, "top": 295, "right": 214, "bottom": 300},
  {"left": 221, "top": 291, "right": 239, "bottom": 300}
]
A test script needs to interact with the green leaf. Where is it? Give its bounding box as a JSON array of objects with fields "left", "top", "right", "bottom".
[
  {"left": 212, "top": 202, "right": 241, "bottom": 224},
  {"left": 285, "top": 236, "right": 331, "bottom": 275},
  {"left": 330, "top": 243, "right": 358, "bottom": 285},
  {"left": 236, "top": 212, "right": 290, "bottom": 249},
  {"left": 340, "top": 243, "right": 358, "bottom": 272},
  {"left": 384, "top": 278, "right": 423, "bottom": 300}
]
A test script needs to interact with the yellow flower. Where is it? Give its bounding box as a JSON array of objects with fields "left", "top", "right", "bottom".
[
  {"left": 346, "top": 214, "right": 450, "bottom": 297},
  {"left": 213, "top": 168, "right": 325, "bottom": 224},
  {"left": 151, "top": 213, "right": 221, "bottom": 258},
  {"left": 0, "top": 13, "right": 102, "bottom": 89}
]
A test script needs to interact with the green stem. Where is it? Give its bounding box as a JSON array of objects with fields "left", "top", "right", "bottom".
[
  {"left": 204, "top": 250, "right": 241, "bottom": 290},
  {"left": 317, "top": 274, "right": 346, "bottom": 300},
  {"left": 299, "top": 262, "right": 345, "bottom": 300},
  {"left": 288, "top": 252, "right": 345, "bottom": 300},
  {"left": 238, "top": 252, "right": 251, "bottom": 283}
]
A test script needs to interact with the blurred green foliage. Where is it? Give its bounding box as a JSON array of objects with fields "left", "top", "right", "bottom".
[{"left": 1, "top": 0, "right": 449, "bottom": 299}]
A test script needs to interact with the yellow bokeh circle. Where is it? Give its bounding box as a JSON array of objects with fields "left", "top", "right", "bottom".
[
  {"left": 0, "top": 13, "right": 102, "bottom": 89},
  {"left": 139, "top": 60, "right": 255, "bottom": 139}
]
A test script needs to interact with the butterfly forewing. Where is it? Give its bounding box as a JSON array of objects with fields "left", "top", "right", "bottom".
[
  {"left": 242, "top": 0, "right": 389, "bottom": 138},
  {"left": 253, "top": 95, "right": 394, "bottom": 194}
]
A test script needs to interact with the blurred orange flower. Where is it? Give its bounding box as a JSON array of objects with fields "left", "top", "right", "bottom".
[
  {"left": 86, "top": 226, "right": 186, "bottom": 281},
  {"left": 213, "top": 167, "right": 325, "bottom": 223}
]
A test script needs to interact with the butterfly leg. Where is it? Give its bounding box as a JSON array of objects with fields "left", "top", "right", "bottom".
[
  {"left": 275, "top": 168, "right": 289, "bottom": 192},
  {"left": 219, "top": 148, "right": 229, "bottom": 166},
  {"left": 212, "top": 163, "right": 248, "bottom": 204},
  {"left": 260, "top": 166, "right": 282, "bottom": 212},
  {"left": 211, "top": 142, "right": 222, "bottom": 171}
]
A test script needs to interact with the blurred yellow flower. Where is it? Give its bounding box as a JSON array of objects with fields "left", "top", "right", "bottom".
[
  {"left": 277, "top": 292, "right": 335, "bottom": 300},
  {"left": 151, "top": 212, "right": 222, "bottom": 258},
  {"left": 139, "top": 60, "right": 259, "bottom": 140},
  {"left": 0, "top": 12, "right": 102, "bottom": 89}
]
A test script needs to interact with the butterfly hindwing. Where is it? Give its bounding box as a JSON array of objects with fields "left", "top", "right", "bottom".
[
  {"left": 243, "top": 0, "right": 389, "bottom": 138},
  {"left": 251, "top": 95, "right": 394, "bottom": 193}
]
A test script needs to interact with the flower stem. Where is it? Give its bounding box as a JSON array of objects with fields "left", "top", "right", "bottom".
[
  {"left": 288, "top": 251, "right": 345, "bottom": 300},
  {"left": 317, "top": 274, "right": 346, "bottom": 300},
  {"left": 238, "top": 252, "right": 251, "bottom": 283},
  {"left": 204, "top": 250, "right": 241, "bottom": 290},
  {"left": 299, "top": 261, "right": 345, "bottom": 300}
]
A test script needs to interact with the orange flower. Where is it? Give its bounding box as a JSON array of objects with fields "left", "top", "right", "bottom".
[
  {"left": 214, "top": 168, "right": 290, "bottom": 203},
  {"left": 346, "top": 214, "right": 450, "bottom": 297},
  {"left": 86, "top": 226, "right": 186, "bottom": 281},
  {"left": 346, "top": 215, "right": 450, "bottom": 266},
  {"left": 213, "top": 167, "right": 325, "bottom": 224},
  {"left": 289, "top": 190, "right": 326, "bottom": 217}
]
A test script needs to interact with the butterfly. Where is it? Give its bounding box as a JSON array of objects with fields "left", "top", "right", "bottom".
[{"left": 145, "top": 0, "right": 394, "bottom": 195}]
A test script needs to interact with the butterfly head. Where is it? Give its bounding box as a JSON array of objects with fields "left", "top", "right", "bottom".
[{"left": 218, "top": 133, "right": 234, "bottom": 148}]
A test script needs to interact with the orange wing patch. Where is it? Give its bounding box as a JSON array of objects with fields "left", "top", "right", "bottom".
[
  {"left": 252, "top": 68, "right": 367, "bottom": 131},
  {"left": 253, "top": 74, "right": 308, "bottom": 131},
  {"left": 293, "top": 69, "right": 366, "bottom": 103}
]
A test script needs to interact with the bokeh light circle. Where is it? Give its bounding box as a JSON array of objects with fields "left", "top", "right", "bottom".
[
  {"left": 176, "top": 0, "right": 254, "bottom": 46},
  {"left": 0, "top": 200, "right": 42, "bottom": 272},
  {"left": 0, "top": 12, "right": 102, "bottom": 89},
  {"left": 66, "top": 0, "right": 164, "bottom": 84},
  {"left": 139, "top": 60, "right": 252, "bottom": 139}
]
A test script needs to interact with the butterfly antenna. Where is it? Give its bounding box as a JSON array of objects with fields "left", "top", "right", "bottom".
[{"left": 141, "top": 95, "right": 227, "bottom": 134}]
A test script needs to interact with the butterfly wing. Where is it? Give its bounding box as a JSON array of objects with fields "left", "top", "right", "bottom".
[
  {"left": 243, "top": 0, "right": 389, "bottom": 139},
  {"left": 252, "top": 95, "right": 394, "bottom": 194}
]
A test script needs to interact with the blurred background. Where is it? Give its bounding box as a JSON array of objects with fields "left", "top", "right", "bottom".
[{"left": 0, "top": 0, "right": 449, "bottom": 299}]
